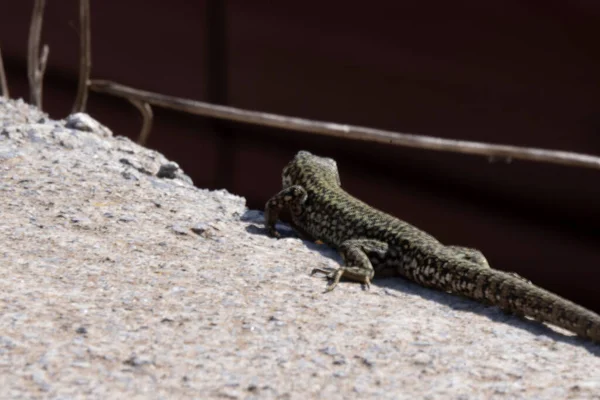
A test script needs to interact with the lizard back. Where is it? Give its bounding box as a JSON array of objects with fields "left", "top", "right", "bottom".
[
  {"left": 282, "top": 151, "right": 439, "bottom": 249},
  {"left": 272, "top": 151, "right": 600, "bottom": 342}
]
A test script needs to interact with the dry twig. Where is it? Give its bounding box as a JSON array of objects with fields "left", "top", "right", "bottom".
[
  {"left": 72, "top": 0, "right": 92, "bottom": 112},
  {"left": 89, "top": 79, "right": 600, "bottom": 171},
  {"left": 128, "top": 99, "right": 154, "bottom": 145},
  {"left": 27, "top": 0, "right": 49, "bottom": 108},
  {"left": 0, "top": 47, "right": 8, "bottom": 98}
]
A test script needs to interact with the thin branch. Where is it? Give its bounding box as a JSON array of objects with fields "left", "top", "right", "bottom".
[
  {"left": 39, "top": 44, "right": 49, "bottom": 76},
  {"left": 0, "top": 47, "right": 8, "bottom": 97},
  {"left": 127, "top": 98, "right": 154, "bottom": 145},
  {"left": 89, "top": 79, "right": 600, "bottom": 171},
  {"left": 27, "top": 0, "right": 48, "bottom": 109},
  {"left": 72, "top": 0, "right": 91, "bottom": 113}
]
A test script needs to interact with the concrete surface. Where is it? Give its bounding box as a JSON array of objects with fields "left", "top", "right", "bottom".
[{"left": 1, "top": 98, "right": 599, "bottom": 399}]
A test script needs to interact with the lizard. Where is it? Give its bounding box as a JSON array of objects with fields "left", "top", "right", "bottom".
[{"left": 264, "top": 150, "right": 600, "bottom": 342}]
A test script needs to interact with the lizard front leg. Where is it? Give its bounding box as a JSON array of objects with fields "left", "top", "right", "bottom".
[
  {"left": 312, "top": 239, "right": 388, "bottom": 292},
  {"left": 264, "top": 185, "right": 307, "bottom": 237}
]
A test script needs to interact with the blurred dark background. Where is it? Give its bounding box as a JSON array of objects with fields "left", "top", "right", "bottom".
[{"left": 2, "top": 1, "right": 599, "bottom": 311}]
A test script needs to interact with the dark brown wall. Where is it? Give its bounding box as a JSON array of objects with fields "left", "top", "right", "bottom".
[{"left": 2, "top": 1, "right": 599, "bottom": 311}]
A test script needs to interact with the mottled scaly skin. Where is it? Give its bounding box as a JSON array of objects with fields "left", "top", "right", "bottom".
[{"left": 265, "top": 150, "right": 600, "bottom": 342}]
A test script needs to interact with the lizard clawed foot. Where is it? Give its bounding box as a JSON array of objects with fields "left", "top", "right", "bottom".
[
  {"left": 310, "top": 267, "right": 337, "bottom": 278},
  {"left": 311, "top": 267, "right": 341, "bottom": 292},
  {"left": 362, "top": 277, "right": 371, "bottom": 291},
  {"left": 266, "top": 227, "right": 281, "bottom": 238},
  {"left": 311, "top": 267, "right": 371, "bottom": 292},
  {"left": 311, "top": 267, "right": 344, "bottom": 292}
]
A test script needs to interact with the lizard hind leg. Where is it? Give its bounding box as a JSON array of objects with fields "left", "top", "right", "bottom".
[
  {"left": 446, "top": 245, "right": 490, "bottom": 268},
  {"left": 446, "top": 245, "right": 532, "bottom": 285},
  {"left": 312, "top": 239, "right": 388, "bottom": 292}
]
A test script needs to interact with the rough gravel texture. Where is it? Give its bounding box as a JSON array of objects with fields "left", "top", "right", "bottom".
[{"left": 1, "top": 97, "right": 599, "bottom": 399}]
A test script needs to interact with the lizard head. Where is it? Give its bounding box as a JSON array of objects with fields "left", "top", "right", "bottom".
[{"left": 282, "top": 151, "right": 341, "bottom": 188}]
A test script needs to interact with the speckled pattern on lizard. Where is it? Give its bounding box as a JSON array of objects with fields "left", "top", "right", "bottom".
[{"left": 265, "top": 150, "right": 600, "bottom": 342}]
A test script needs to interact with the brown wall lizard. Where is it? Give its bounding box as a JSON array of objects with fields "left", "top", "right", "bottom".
[{"left": 265, "top": 150, "right": 600, "bottom": 342}]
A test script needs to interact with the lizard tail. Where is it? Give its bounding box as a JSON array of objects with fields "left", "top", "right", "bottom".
[
  {"left": 409, "top": 260, "right": 600, "bottom": 342},
  {"left": 464, "top": 266, "right": 600, "bottom": 341}
]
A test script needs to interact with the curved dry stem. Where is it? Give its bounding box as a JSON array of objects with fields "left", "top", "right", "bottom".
[
  {"left": 72, "top": 0, "right": 91, "bottom": 113},
  {"left": 89, "top": 79, "right": 600, "bottom": 171},
  {"left": 127, "top": 98, "right": 154, "bottom": 145},
  {"left": 0, "top": 47, "right": 8, "bottom": 98},
  {"left": 27, "top": 0, "right": 48, "bottom": 109},
  {"left": 39, "top": 44, "right": 49, "bottom": 76}
]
